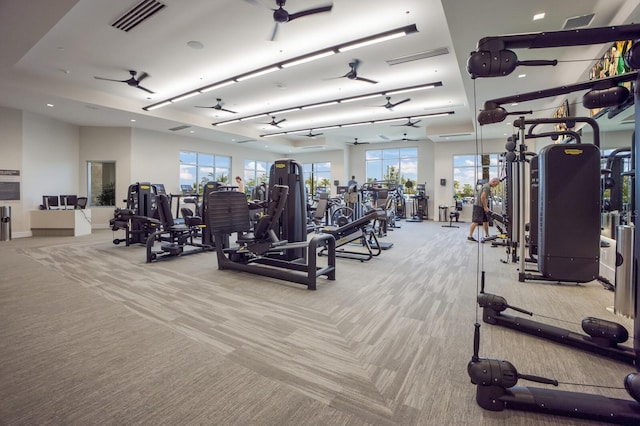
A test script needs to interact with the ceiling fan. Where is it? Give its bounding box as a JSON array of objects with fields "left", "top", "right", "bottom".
[
  {"left": 94, "top": 70, "right": 154, "bottom": 94},
  {"left": 248, "top": 0, "right": 333, "bottom": 41},
  {"left": 195, "top": 98, "right": 237, "bottom": 114},
  {"left": 304, "top": 130, "right": 323, "bottom": 138},
  {"left": 262, "top": 116, "right": 287, "bottom": 128},
  {"left": 333, "top": 59, "right": 378, "bottom": 84},
  {"left": 392, "top": 118, "right": 422, "bottom": 128},
  {"left": 394, "top": 133, "right": 420, "bottom": 142},
  {"left": 379, "top": 96, "right": 410, "bottom": 110},
  {"left": 349, "top": 138, "right": 370, "bottom": 145}
]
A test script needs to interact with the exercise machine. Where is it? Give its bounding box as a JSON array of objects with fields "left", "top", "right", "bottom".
[
  {"left": 466, "top": 22, "right": 640, "bottom": 424},
  {"left": 406, "top": 183, "right": 428, "bottom": 222},
  {"left": 145, "top": 193, "right": 215, "bottom": 262},
  {"left": 317, "top": 209, "right": 383, "bottom": 261},
  {"left": 110, "top": 182, "right": 160, "bottom": 246},
  {"left": 207, "top": 185, "right": 336, "bottom": 290}
]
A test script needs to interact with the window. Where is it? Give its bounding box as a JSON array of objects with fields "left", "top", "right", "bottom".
[
  {"left": 452, "top": 154, "right": 500, "bottom": 200},
  {"left": 365, "top": 147, "right": 418, "bottom": 187},
  {"left": 302, "top": 162, "right": 331, "bottom": 198},
  {"left": 180, "top": 151, "right": 231, "bottom": 193},
  {"left": 87, "top": 161, "right": 115, "bottom": 206},
  {"left": 243, "top": 160, "right": 269, "bottom": 193}
]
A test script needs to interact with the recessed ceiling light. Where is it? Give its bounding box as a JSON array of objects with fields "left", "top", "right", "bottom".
[
  {"left": 46, "top": 103, "right": 54, "bottom": 107},
  {"left": 518, "top": 74, "right": 526, "bottom": 78},
  {"left": 533, "top": 12, "right": 545, "bottom": 21},
  {"left": 130, "top": 119, "right": 136, "bottom": 122}
]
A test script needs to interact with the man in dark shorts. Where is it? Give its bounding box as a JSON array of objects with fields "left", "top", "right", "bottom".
[{"left": 467, "top": 177, "right": 500, "bottom": 242}]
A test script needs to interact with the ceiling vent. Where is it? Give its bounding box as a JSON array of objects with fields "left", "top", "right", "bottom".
[
  {"left": 387, "top": 47, "right": 449, "bottom": 66},
  {"left": 562, "top": 13, "right": 595, "bottom": 30},
  {"left": 235, "top": 139, "right": 256, "bottom": 144},
  {"left": 302, "top": 145, "right": 324, "bottom": 149},
  {"left": 112, "top": 0, "right": 167, "bottom": 32},
  {"left": 169, "top": 125, "right": 191, "bottom": 131}
]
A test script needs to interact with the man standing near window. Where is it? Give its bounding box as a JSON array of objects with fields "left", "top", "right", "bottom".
[{"left": 467, "top": 177, "right": 500, "bottom": 242}]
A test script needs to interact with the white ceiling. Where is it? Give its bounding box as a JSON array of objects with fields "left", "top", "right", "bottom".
[{"left": 1, "top": 0, "right": 639, "bottom": 154}]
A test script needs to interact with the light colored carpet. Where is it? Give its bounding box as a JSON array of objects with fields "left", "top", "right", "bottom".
[{"left": 0, "top": 219, "right": 634, "bottom": 425}]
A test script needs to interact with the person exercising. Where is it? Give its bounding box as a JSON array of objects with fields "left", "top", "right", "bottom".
[{"left": 467, "top": 177, "right": 500, "bottom": 242}]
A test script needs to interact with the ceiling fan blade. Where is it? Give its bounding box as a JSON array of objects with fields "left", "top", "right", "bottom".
[
  {"left": 94, "top": 76, "right": 128, "bottom": 82},
  {"left": 137, "top": 85, "right": 155, "bottom": 94},
  {"left": 390, "top": 98, "right": 411, "bottom": 108},
  {"left": 288, "top": 5, "right": 333, "bottom": 21},
  {"left": 270, "top": 23, "right": 279, "bottom": 41},
  {"left": 275, "top": 118, "right": 286, "bottom": 125},
  {"left": 136, "top": 72, "right": 149, "bottom": 82},
  {"left": 220, "top": 108, "right": 237, "bottom": 114},
  {"left": 355, "top": 76, "right": 378, "bottom": 84},
  {"left": 195, "top": 105, "right": 215, "bottom": 109}
]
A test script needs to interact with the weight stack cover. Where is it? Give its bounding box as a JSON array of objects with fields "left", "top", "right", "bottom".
[{"left": 538, "top": 144, "right": 600, "bottom": 282}]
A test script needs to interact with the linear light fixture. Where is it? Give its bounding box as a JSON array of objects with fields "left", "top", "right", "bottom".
[
  {"left": 338, "top": 29, "right": 409, "bottom": 52},
  {"left": 257, "top": 111, "right": 455, "bottom": 137},
  {"left": 143, "top": 24, "right": 419, "bottom": 111},
  {"left": 172, "top": 91, "right": 200, "bottom": 102},
  {"left": 213, "top": 82, "right": 443, "bottom": 126},
  {"left": 200, "top": 80, "right": 235, "bottom": 93},
  {"left": 281, "top": 50, "right": 336, "bottom": 68},
  {"left": 236, "top": 66, "right": 280, "bottom": 82}
]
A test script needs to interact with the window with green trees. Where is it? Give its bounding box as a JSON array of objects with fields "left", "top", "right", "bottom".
[
  {"left": 365, "top": 147, "right": 418, "bottom": 189},
  {"left": 452, "top": 154, "right": 500, "bottom": 201},
  {"left": 302, "top": 162, "right": 331, "bottom": 199},
  {"left": 179, "top": 151, "right": 231, "bottom": 193},
  {"left": 243, "top": 160, "right": 269, "bottom": 195}
]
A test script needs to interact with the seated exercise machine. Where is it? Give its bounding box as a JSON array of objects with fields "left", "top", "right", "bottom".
[
  {"left": 466, "top": 23, "right": 640, "bottom": 424},
  {"left": 207, "top": 185, "right": 336, "bottom": 290},
  {"left": 318, "top": 208, "right": 383, "bottom": 262},
  {"left": 145, "top": 193, "right": 215, "bottom": 262},
  {"left": 110, "top": 182, "right": 160, "bottom": 246}
]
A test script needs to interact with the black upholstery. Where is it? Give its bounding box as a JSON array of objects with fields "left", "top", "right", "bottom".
[
  {"left": 157, "top": 194, "right": 189, "bottom": 231},
  {"left": 251, "top": 185, "right": 289, "bottom": 242},
  {"left": 76, "top": 197, "right": 88, "bottom": 209},
  {"left": 180, "top": 207, "right": 202, "bottom": 227}
]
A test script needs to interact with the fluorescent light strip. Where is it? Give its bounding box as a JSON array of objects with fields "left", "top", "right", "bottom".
[
  {"left": 258, "top": 111, "right": 455, "bottom": 137},
  {"left": 213, "top": 82, "right": 443, "bottom": 126},
  {"left": 386, "top": 85, "right": 435, "bottom": 96},
  {"left": 146, "top": 100, "right": 172, "bottom": 111},
  {"left": 236, "top": 67, "right": 280, "bottom": 82},
  {"left": 341, "top": 94, "right": 382, "bottom": 103},
  {"left": 341, "top": 122, "right": 370, "bottom": 128},
  {"left": 338, "top": 31, "right": 407, "bottom": 52},
  {"left": 375, "top": 118, "right": 407, "bottom": 124},
  {"left": 216, "top": 119, "right": 240, "bottom": 126},
  {"left": 172, "top": 91, "right": 199, "bottom": 102},
  {"left": 301, "top": 101, "right": 338, "bottom": 110},
  {"left": 281, "top": 50, "right": 335, "bottom": 68},
  {"left": 240, "top": 113, "right": 268, "bottom": 121},
  {"left": 271, "top": 107, "right": 302, "bottom": 115},
  {"left": 144, "top": 24, "right": 418, "bottom": 111},
  {"left": 200, "top": 80, "right": 235, "bottom": 93}
]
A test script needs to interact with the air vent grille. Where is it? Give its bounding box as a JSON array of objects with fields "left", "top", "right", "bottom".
[
  {"left": 387, "top": 47, "right": 449, "bottom": 66},
  {"left": 112, "top": 0, "right": 166, "bottom": 32},
  {"left": 169, "top": 125, "right": 191, "bottom": 131},
  {"left": 562, "top": 13, "right": 595, "bottom": 30}
]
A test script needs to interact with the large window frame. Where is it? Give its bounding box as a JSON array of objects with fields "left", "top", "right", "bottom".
[
  {"left": 302, "top": 162, "right": 332, "bottom": 199},
  {"left": 365, "top": 147, "right": 418, "bottom": 188},
  {"left": 452, "top": 153, "right": 500, "bottom": 201},
  {"left": 180, "top": 151, "right": 231, "bottom": 193}
]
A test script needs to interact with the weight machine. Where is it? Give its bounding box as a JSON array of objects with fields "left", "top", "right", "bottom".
[{"left": 466, "top": 23, "right": 640, "bottom": 424}]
